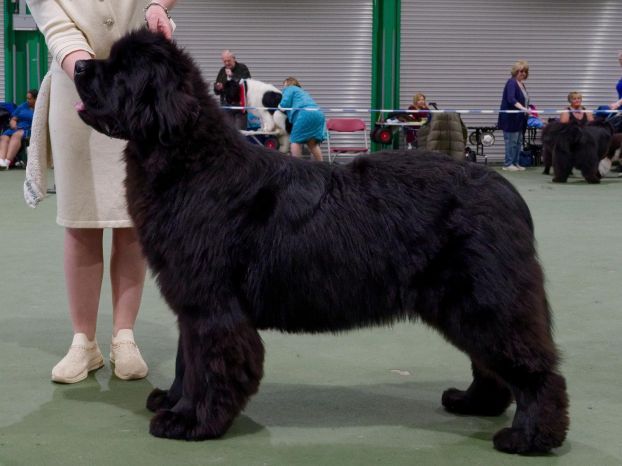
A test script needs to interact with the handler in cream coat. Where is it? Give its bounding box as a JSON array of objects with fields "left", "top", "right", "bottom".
[{"left": 26, "top": 0, "right": 177, "bottom": 383}]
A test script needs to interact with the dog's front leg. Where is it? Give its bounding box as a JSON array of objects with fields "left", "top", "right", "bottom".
[
  {"left": 149, "top": 303, "right": 264, "bottom": 440},
  {"left": 258, "top": 109, "right": 276, "bottom": 132},
  {"left": 552, "top": 161, "right": 572, "bottom": 183},
  {"left": 274, "top": 111, "right": 290, "bottom": 153},
  {"left": 278, "top": 134, "right": 290, "bottom": 154},
  {"left": 147, "top": 333, "right": 185, "bottom": 412}
]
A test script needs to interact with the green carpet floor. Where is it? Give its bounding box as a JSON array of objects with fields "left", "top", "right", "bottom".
[{"left": 0, "top": 166, "right": 621, "bottom": 465}]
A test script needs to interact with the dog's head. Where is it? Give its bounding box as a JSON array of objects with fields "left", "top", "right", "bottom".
[
  {"left": 222, "top": 79, "right": 242, "bottom": 106},
  {"left": 542, "top": 120, "right": 583, "bottom": 151},
  {"left": 74, "top": 28, "right": 201, "bottom": 146}
]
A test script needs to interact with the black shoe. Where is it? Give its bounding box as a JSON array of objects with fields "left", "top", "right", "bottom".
[{"left": 47, "top": 185, "right": 56, "bottom": 194}]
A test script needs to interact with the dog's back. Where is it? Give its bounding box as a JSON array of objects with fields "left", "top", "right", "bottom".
[
  {"left": 234, "top": 150, "right": 533, "bottom": 333},
  {"left": 244, "top": 79, "right": 281, "bottom": 108}
]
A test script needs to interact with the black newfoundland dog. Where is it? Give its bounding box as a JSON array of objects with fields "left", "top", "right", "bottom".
[
  {"left": 541, "top": 120, "right": 613, "bottom": 182},
  {"left": 73, "top": 30, "right": 568, "bottom": 454}
]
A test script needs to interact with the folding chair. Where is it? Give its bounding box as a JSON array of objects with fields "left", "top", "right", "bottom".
[{"left": 326, "top": 118, "right": 369, "bottom": 163}]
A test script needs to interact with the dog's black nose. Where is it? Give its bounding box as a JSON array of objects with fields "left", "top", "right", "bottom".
[{"left": 74, "top": 60, "right": 88, "bottom": 76}]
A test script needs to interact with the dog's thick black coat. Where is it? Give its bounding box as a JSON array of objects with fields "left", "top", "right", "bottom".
[
  {"left": 74, "top": 30, "right": 568, "bottom": 454},
  {"left": 542, "top": 120, "right": 613, "bottom": 182}
]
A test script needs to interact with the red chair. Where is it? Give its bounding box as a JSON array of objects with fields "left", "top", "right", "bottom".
[{"left": 326, "top": 118, "right": 369, "bottom": 163}]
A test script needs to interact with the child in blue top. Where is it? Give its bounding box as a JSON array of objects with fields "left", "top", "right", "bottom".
[
  {"left": 0, "top": 89, "right": 37, "bottom": 169},
  {"left": 279, "top": 77, "right": 326, "bottom": 161}
]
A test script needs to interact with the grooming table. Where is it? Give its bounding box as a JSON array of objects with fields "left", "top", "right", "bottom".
[
  {"left": 375, "top": 121, "right": 423, "bottom": 148},
  {"left": 240, "top": 129, "right": 281, "bottom": 150}
]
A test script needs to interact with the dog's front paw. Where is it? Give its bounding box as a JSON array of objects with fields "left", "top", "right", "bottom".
[
  {"left": 149, "top": 409, "right": 229, "bottom": 440},
  {"left": 146, "top": 388, "right": 176, "bottom": 412},
  {"left": 150, "top": 410, "right": 198, "bottom": 440}
]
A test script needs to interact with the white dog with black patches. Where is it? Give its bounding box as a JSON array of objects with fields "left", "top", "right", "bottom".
[
  {"left": 223, "top": 78, "right": 290, "bottom": 153},
  {"left": 599, "top": 133, "right": 622, "bottom": 176}
]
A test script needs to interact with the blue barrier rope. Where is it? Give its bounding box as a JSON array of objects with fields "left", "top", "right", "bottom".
[{"left": 222, "top": 105, "right": 622, "bottom": 115}]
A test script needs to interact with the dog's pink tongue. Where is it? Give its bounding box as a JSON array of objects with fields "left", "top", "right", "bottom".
[{"left": 74, "top": 101, "right": 85, "bottom": 112}]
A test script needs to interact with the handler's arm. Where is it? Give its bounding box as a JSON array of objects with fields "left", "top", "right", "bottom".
[
  {"left": 504, "top": 80, "right": 531, "bottom": 114},
  {"left": 558, "top": 111, "right": 570, "bottom": 124},
  {"left": 144, "top": 1, "right": 178, "bottom": 40},
  {"left": 278, "top": 87, "right": 293, "bottom": 111},
  {"left": 26, "top": 0, "right": 95, "bottom": 79},
  {"left": 610, "top": 98, "right": 622, "bottom": 110}
]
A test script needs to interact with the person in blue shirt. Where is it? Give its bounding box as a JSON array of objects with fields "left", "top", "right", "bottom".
[
  {"left": 0, "top": 89, "right": 37, "bottom": 169},
  {"left": 609, "top": 51, "right": 622, "bottom": 111},
  {"left": 279, "top": 77, "right": 326, "bottom": 161},
  {"left": 497, "top": 61, "right": 533, "bottom": 172}
]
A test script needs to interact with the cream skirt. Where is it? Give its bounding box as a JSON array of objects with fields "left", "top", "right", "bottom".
[{"left": 48, "top": 62, "right": 132, "bottom": 228}]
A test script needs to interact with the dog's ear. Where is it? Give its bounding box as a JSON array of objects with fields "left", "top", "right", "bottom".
[
  {"left": 542, "top": 121, "right": 564, "bottom": 145},
  {"left": 155, "top": 87, "right": 201, "bottom": 147}
]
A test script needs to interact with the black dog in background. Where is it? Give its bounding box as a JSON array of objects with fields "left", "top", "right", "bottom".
[
  {"left": 73, "top": 30, "right": 569, "bottom": 454},
  {"left": 542, "top": 120, "right": 613, "bottom": 182}
]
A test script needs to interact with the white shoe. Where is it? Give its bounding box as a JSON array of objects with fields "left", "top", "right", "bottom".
[
  {"left": 0, "top": 159, "right": 9, "bottom": 170},
  {"left": 515, "top": 165, "right": 526, "bottom": 171},
  {"left": 52, "top": 333, "right": 104, "bottom": 383},
  {"left": 599, "top": 158, "right": 612, "bottom": 176},
  {"left": 502, "top": 165, "right": 519, "bottom": 172},
  {"left": 110, "top": 329, "right": 148, "bottom": 380}
]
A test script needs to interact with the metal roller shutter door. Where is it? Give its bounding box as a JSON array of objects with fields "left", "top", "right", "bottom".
[
  {"left": 401, "top": 0, "right": 622, "bottom": 162},
  {"left": 172, "top": 0, "right": 373, "bottom": 158}
]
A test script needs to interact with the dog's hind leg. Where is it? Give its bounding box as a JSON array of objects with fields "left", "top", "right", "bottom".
[
  {"left": 437, "top": 260, "right": 568, "bottom": 454},
  {"left": 542, "top": 146, "right": 552, "bottom": 175},
  {"left": 442, "top": 362, "right": 513, "bottom": 416},
  {"left": 492, "top": 365, "right": 568, "bottom": 454},
  {"left": 147, "top": 334, "right": 185, "bottom": 412},
  {"left": 149, "top": 304, "right": 264, "bottom": 440},
  {"left": 552, "top": 167, "right": 571, "bottom": 183},
  {"left": 447, "top": 324, "right": 568, "bottom": 453}
]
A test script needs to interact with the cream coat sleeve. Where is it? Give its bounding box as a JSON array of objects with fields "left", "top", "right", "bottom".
[{"left": 26, "top": 0, "right": 95, "bottom": 65}]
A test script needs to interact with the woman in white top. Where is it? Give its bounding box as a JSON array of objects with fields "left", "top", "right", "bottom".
[{"left": 26, "top": 0, "right": 177, "bottom": 383}]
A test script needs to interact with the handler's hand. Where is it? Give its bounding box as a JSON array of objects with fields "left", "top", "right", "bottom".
[{"left": 145, "top": 4, "right": 174, "bottom": 40}]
